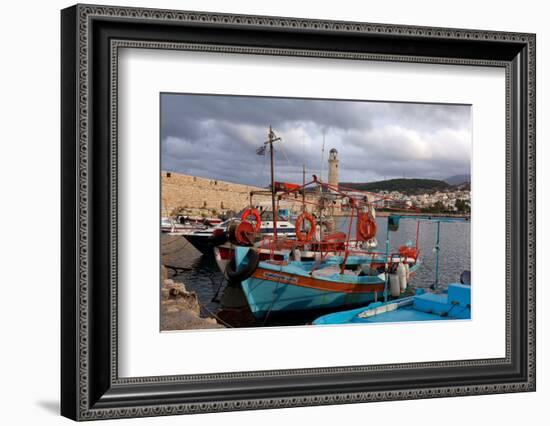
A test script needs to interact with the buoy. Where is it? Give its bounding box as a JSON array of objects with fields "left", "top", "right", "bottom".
[
  {"left": 389, "top": 273, "right": 400, "bottom": 297},
  {"left": 241, "top": 208, "right": 262, "bottom": 232},
  {"left": 366, "top": 237, "right": 378, "bottom": 249},
  {"left": 295, "top": 212, "right": 317, "bottom": 242},
  {"left": 404, "top": 262, "right": 410, "bottom": 282},
  {"left": 397, "top": 261, "right": 407, "bottom": 291},
  {"left": 357, "top": 211, "right": 377, "bottom": 241}
]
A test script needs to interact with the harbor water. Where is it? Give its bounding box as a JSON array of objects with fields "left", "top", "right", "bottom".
[
  {"left": 169, "top": 217, "right": 471, "bottom": 327},
  {"left": 336, "top": 216, "right": 471, "bottom": 290}
]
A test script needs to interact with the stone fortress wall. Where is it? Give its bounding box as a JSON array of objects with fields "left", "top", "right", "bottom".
[
  {"left": 161, "top": 170, "right": 330, "bottom": 217},
  {"left": 161, "top": 171, "right": 265, "bottom": 216}
]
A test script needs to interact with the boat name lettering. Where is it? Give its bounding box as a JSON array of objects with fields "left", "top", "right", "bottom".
[{"left": 262, "top": 271, "right": 298, "bottom": 284}]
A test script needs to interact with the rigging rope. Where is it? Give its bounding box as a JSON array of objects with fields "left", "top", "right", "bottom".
[{"left": 278, "top": 140, "right": 293, "bottom": 167}]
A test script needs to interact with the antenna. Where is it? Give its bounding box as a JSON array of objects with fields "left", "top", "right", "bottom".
[
  {"left": 301, "top": 129, "right": 306, "bottom": 174},
  {"left": 320, "top": 128, "right": 326, "bottom": 185},
  {"left": 302, "top": 163, "right": 306, "bottom": 211},
  {"left": 318, "top": 129, "right": 327, "bottom": 239}
]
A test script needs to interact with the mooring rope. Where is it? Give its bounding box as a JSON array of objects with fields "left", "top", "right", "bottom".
[
  {"left": 196, "top": 299, "right": 234, "bottom": 328},
  {"left": 161, "top": 238, "right": 192, "bottom": 256}
]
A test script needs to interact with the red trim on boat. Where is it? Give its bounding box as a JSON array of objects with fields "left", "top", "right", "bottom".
[{"left": 251, "top": 268, "right": 384, "bottom": 294}]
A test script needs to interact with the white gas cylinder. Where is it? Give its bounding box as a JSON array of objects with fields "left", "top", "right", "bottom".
[
  {"left": 389, "top": 273, "right": 400, "bottom": 297},
  {"left": 397, "top": 262, "right": 407, "bottom": 291}
]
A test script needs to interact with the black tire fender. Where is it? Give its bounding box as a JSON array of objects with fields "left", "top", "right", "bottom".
[{"left": 225, "top": 250, "right": 260, "bottom": 281}]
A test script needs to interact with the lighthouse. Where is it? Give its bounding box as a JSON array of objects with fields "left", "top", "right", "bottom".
[{"left": 328, "top": 148, "right": 339, "bottom": 190}]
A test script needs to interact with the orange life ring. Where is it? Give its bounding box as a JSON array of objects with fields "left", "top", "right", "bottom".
[
  {"left": 357, "top": 212, "right": 378, "bottom": 241},
  {"left": 241, "top": 208, "right": 262, "bottom": 232},
  {"left": 295, "top": 212, "right": 317, "bottom": 242}
]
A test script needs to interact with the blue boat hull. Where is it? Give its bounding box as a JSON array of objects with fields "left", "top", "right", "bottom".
[
  {"left": 313, "top": 283, "right": 471, "bottom": 325},
  {"left": 241, "top": 276, "right": 382, "bottom": 319},
  {"left": 235, "top": 246, "right": 419, "bottom": 319}
]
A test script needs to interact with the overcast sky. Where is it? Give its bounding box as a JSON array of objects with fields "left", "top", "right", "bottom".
[{"left": 161, "top": 93, "right": 471, "bottom": 187}]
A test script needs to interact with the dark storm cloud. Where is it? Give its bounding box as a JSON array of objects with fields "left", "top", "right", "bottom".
[{"left": 161, "top": 94, "right": 471, "bottom": 186}]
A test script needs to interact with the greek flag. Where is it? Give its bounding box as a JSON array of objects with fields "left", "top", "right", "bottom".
[{"left": 256, "top": 145, "right": 267, "bottom": 156}]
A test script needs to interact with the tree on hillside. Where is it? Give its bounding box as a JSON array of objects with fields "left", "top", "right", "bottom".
[
  {"left": 341, "top": 178, "right": 450, "bottom": 195},
  {"left": 455, "top": 199, "right": 471, "bottom": 213}
]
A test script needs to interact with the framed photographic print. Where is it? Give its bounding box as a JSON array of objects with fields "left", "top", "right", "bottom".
[{"left": 61, "top": 4, "right": 536, "bottom": 421}]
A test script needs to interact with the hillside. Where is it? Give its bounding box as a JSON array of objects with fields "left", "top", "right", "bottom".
[
  {"left": 340, "top": 178, "right": 451, "bottom": 195},
  {"left": 445, "top": 174, "right": 471, "bottom": 185}
]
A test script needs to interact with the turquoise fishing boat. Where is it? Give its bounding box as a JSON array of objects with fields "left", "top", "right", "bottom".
[
  {"left": 236, "top": 246, "right": 421, "bottom": 319},
  {"left": 224, "top": 127, "right": 424, "bottom": 319},
  {"left": 312, "top": 280, "right": 471, "bottom": 325}
]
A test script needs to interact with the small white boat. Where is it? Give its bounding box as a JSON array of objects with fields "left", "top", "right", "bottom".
[{"left": 161, "top": 217, "right": 207, "bottom": 235}]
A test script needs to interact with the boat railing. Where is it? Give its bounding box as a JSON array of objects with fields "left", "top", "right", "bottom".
[{"left": 255, "top": 237, "right": 416, "bottom": 265}]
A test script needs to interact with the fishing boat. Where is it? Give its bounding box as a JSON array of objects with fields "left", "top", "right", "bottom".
[
  {"left": 210, "top": 126, "right": 385, "bottom": 276},
  {"left": 235, "top": 245, "right": 421, "bottom": 319},
  {"left": 312, "top": 217, "right": 471, "bottom": 325},
  {"left": 185, "top": 204, "right": 296, "bottom": 256},
  {"left": 183, "top": 225, "right": 224, "bottom": 254},
  {"left": 214, "top": 127, "right": 428, "bottom": 319},
  {"left": 233, "top": 211, "right": 423, "bottom": 319},
  {"left": 235, "top": 214, "right": 469, "bottom": 320},
  {"left": 313, "top": 271, "right": 471, "bottom": 325},
  {"left": 230, "top": 197, "right": 425, "bottom": 319},
  {"left": 161, "top": 217, "right": 204, "bottom": 235},
  {"left": 161, "top": 217, "right": 176, "bottom": 233}
]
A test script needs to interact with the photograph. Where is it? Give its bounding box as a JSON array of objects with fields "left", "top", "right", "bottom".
[{"left": 160, "top": 93, "right": 472, "bottom": 330}]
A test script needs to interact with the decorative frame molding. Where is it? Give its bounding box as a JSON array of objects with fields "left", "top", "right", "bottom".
[{"left": 61, "top": 4, "right": 535, "bottom": 421}]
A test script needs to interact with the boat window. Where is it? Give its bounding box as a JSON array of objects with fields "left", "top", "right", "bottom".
[{"left": 261, "top": 211, "right": 274, "bottom": 221}]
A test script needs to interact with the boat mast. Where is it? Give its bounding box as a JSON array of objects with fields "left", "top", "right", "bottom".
[
  {"left": 301, "top": 131, "right": 306, "bottom": 212},
  {"left": 320, "top": 129, "right": 326, "bottom": 183},
  {"left": 432, "top": 221, "right": 441, "bottom": 290},
  {"left": 267, "top": 126, "right": 281, "bottom": 239}
]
